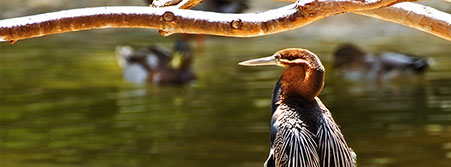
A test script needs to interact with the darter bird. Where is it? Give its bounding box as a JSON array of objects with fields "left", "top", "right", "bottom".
[{"left": 239, "top": 48, "right": 356, "bottom": 167}]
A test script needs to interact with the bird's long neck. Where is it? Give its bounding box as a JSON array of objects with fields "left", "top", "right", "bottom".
[{"left": 280, "top": 63, "right": 324, "bottom": 101}]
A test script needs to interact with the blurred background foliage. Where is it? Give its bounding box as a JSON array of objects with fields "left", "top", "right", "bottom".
[{"left": 1, "top": 0, "right": 451, "bottom": 167}]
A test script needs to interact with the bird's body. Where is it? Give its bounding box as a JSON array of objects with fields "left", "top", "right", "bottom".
[
  {"left": 116, "top": 40, "right": 196, "bottom": 85},
  {"left": 267, "top": 81, "right": 355, "bottom": 167},
  {"left": 240, "top": 49, "right": 356, "bottom": 167}
]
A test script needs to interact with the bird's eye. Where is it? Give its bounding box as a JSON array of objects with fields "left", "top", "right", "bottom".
[
  {"left": 286, "top": 57, "right": 296, "bottom": 61},
  {"left": 275, "top": 54, "right": 281, "bottom": 59}
]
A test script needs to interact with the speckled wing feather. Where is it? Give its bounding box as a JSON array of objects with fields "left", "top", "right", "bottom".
[
  {"left": 317, "top": 104, "right": 356, "bottom": 167},
  {"left": 269, "top": 78, "right": 282, "bottom": 146},
  {"left": 272, "top": 106, "right": 321, "bottom": 167},
  {"left": 271, "top": 78, "right": 282, "bottom": 114}
]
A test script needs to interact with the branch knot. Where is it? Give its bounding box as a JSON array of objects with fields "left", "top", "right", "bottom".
[
  {"left": 231, "top": 19, "right": 243, "bottom": 29},
  {"left": 162, "top": 11, "right": 176, "bottom": 22}
]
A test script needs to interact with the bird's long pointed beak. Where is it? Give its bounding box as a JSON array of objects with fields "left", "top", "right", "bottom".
[{"left": 238, "top": 55, "right": 277, "bottom": 66}]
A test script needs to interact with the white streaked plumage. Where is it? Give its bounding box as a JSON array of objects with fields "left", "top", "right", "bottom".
[
  {"left": 269, "top": 100, "right": 356, "bottom": 167},
  {"left": 317, "top": 110, "right": 355, "bottom": 167}
]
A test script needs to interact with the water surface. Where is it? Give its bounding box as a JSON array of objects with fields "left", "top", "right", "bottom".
[{"left": 1, "top": 30, "right": 451, "bottom": 167}]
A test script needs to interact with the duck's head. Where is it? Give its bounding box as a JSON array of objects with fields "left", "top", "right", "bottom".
[
  {"left": 333, "top": 44, "right": 367, "bottom": 68},
  {"left": 239, "top": 48, "right": 325, "bottom": 101},
  {"left": 170, "top": 40, "right": 193, "bottom": 70}
]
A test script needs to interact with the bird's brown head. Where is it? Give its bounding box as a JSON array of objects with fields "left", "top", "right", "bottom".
[{"left": 239, "top": 48, "right": 325, "bottom": 101}]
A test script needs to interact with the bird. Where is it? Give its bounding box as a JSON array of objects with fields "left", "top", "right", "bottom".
[
  {"left": 333, "top": 44, "right": 430, "bottom": 83},
  {"left": 116, "top": 40, "right": 196, "bottom": 85},
  {"left": 239, "top": 48, "right": 356, "bottom": 167}
]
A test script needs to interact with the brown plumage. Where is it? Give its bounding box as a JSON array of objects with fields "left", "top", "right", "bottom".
[
  {"left": 276, "top": 49, "right": 324, "bottom": 101},
  {"left": 240, "top": 48, "right": 356, "bottom": 167}
]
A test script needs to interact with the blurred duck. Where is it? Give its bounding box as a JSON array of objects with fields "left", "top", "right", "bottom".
[
  {"left": 333, "top": 44, "right": 430, "bottom": 83},
  {"left": 116, "top": 40, "right": 196, "bottom": 85}
]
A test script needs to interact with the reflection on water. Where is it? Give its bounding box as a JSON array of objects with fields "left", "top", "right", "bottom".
[{"left": 1, "top": 31, "right": 451, "bottom": 167}]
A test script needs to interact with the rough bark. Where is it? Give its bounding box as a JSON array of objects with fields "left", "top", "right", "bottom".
[
  {"left": 357, "top": 2, "right": 451, "bottom": 40},
  {"left": 282, "top": 0, "right": 451, "bottom": 40},
  {"left": 0, "top": 0, "right": 449, "bottom": 43}
]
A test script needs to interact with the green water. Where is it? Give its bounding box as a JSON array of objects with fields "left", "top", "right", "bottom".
[{"left": 1, "top": 30, "right": 451, "bottom": 167}]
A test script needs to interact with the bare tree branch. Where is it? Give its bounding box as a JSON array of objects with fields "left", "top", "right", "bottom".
[
  {"left": 356, "top": 2, "right": 451, "bottom": 40},
  {"left": 1, "top": 0, "right": 448, "bottom": 43},
  {"left": 282, "top": 0, "right": 450, "bottom": 40},
  {"left": 151, "top": 0, "right": 204, "bottom": 36}
]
